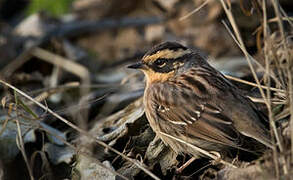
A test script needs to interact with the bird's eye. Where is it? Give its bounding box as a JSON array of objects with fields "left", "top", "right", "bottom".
[{"left": 154, "top": 58, "right": 166, "bottom": 67}]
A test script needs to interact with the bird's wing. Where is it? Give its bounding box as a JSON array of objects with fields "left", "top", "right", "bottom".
[{"left": 151, "top": 83, "right": 242, "bottom": 149}]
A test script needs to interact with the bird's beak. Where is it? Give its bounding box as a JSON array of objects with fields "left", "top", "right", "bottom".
[{"left": 127, "top": 62, "right": 146, "bottom": 70}]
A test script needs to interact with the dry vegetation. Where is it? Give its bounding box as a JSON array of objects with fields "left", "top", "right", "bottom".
[{"left": 0, "top": 0, "right": 292, "bottom": 179}]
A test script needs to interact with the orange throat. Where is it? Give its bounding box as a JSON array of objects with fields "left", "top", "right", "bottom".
[{"left": 142, "top": 69, "right": 175, "bottom": 85}]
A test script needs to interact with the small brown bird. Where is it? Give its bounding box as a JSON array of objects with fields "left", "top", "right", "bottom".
[{"left": 128, "top": 42, "right": 272, "bottom": 160}]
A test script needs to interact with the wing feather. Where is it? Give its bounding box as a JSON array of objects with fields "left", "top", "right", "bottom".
[{"left": 152, "top": 82, "right": 241, "bottom": 149}]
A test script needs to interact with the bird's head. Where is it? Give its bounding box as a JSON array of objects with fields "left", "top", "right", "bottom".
[{"left": 128, "top": 42, "right": 193, "bottom": 83}]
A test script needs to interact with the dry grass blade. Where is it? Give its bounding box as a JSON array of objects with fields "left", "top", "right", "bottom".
[
  {"left": 222, "top": 21, "right": 282, "bottom": 88},
  {"left": 270, "top": 0, "right": 292, "bottom": 173},
  {"left": 0, "top": 117, "right": 9, "bottom": 136},
  {"left": 279, "top": 6, "right": 293, "bottom": 27},
  {"left": 32, "top": 82, "right": 80, "bottom": 103},
  {"left": 1, "top": 50, "right": 33, "bottom": 77},
  {"left": 159, "top": 132, "right": 237, "bottom": 168},
  {"left": 31, "top": 47, "right": 90, "bottom": 80},
  {"left": 248, "top": 97, "right": 285, "bottom": 105},
  {"left": 31, "top": 47, "right": 91, "bottom": 131},
  {"left": 224, "top": 74, "right": 286, "bottom": 94},
  {"left": 219, "top": 1, "right": 285, "bottom": 169},
  {"left": 220, "top": 20, "right": 269, "bottom": 103},
  {"left": 30, "top": 151, "right": 51, "bottom": 179},
  {"left": 274, "top": 106, "right": 290, "bottom": 121},
  {"left": 261, "top": 0, "right": 282, "bottom": 176},
  {"left": 13, "top": 91, "right": 35, "bottom": 180},
  {"left": 0, "top": 79, "right": 160, "bottom": 180},
  {"left": 179, "top": 0, "right": 210, "bottom": 21},
  {"left": 15, "top": 119, "right": 34, "bottom": 180},
  {"left": 37, "top": 124, "right": 129, "bottom": 180}
]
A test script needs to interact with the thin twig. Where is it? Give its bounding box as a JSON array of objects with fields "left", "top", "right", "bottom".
[
  {"left": 31, "top": 47, "right": 91, "bottom": 132},
  {"left": 222, "top": 21, "right": 282, "bottom": 88},
  {"left": 219, "top": 1, "right": 267, "bottom": 102},
  {"left": 0, "top": 79, "right": 160, "bottom": 180},
  {"left": 159, "top": 132, "right": 237, "bottom": 168},
  {"left": 0, "top": 116, "right": 9, "bottom": 136},
  {"left": 247, "top": 97, "right": 285, "bottom": 105},
  {"left": 262, "top": 0, "right": 282, "bottom": 176},
  {"left": 279, "top": 6, "right": 293, "bottom": 27},
  {"left": 1, "top": 49, "right": 33, "bottom": 77},
  {"left": 38, "top": 123, "right": 129, "bottom": 180},
  {"left": 15, "top": 119, "right": 34, "bottom": 180},
  {"left": 224, "top": 74, "right": 285, "bottom": 93},
  {"left": 219, "top": 0, "right": 283, "bottom": 158},
  {"left": 271, "top": 0, "right": 292, "bottom": 172},
  {"left": 179, "top": 0, "right": 210, "bottom": 21},
  {"left": 31, "top": 47, "right": 90, "bottom": 80}
]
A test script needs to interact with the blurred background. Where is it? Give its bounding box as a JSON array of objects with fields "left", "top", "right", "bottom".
[{"left": 0, "top": 0, "right": 292, "bottom": 179}]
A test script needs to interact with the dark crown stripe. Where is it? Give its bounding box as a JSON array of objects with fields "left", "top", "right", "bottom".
[
  {"left": 145, "top": 41, "right": 188, "bottom": 56},
  {"left": 173, "top": 53, "right": 192, "bottom": 61}
]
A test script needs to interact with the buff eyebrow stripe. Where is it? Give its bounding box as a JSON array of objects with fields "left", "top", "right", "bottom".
[
  {"left": 183, "top": 76, "right": 207, "bottom": 93},
  {"left": 153, "top": 53, "right": 191, "bottom": 62},
  {"left": 152, "top": 54, "right": 190, "bottom": 62}
]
